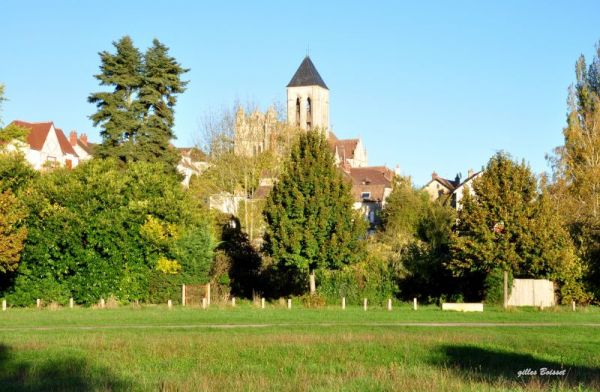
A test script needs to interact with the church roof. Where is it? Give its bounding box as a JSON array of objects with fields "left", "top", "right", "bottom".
[{"left": 287, "top": 56, "right": 328, "bottom": 89}]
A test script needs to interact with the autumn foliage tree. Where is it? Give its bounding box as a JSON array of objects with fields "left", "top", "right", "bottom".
[{"left": 549, "top": 43, "right": 600, "bottom": 300}]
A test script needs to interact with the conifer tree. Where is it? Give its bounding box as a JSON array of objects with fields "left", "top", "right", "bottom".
[
  {"left": 263, "top": 130, "right": 365, "bottom": 295},
  {"left": 138, "top": 39, "right": 189, "bottom": 167},
  {"left": 89, "top": 37, "right": 188, "bottom": 167},
  {"left": 89, "top": 36, "right": 143, "bottom": 162}
]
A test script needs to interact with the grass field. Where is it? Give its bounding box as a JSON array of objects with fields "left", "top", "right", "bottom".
[{"left": 1, "top": 302, "right": 599, "bottom": 391}]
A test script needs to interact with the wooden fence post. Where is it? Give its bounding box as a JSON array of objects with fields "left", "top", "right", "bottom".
[
  {"left": 261, "top": 298, "right": 265, "bottom": 309},
  {"left": 387, "top": 298, "right": 392, "bottom": 311},
  {"left": 168, "top": 300, "right": 172, "bottom": 309},
  {"left": 36, "top": 298, "right": 41, "bottom": 308},
  {"left": 2, "top": 300, "right": 6, "bottom": 311},
  {"left": 342, "top": 297, "right": 346, "bottom": 310},
  {"left": 100, "top": 298, "right": 105, "bottom": 309},
  {"left": 572, "top": 300, "right": 576, "bottom": 311},
  {"left": 207, "top": 284, "right": 211, "bottom": 306},
  {"left": 202, "top": 297, "right": 207, "bottom": 309},
  {"left": 181, "top": 284, "right": 186, "bottom": 307},
  {"left": 363, "top": 298, "right": 368, "bottom": 311},
  {"left": 287, "top": 299, "right": 292, "bottom": 309},
  {"left": 232, "top": 297, "right": 236, "bottom": 307},
  {"left": 503, "top": 270, "right": 508, "bottom": 309},
  {"left": 69, "top": 298, "right": 74, "bottom": 309},
  {"left": 413, "top": 298, "right": 417, "bottom": 311}
]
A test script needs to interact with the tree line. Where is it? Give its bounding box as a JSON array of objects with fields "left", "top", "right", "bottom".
[{"left": 1, "top": 38, "right": 600, "bottom": 305}]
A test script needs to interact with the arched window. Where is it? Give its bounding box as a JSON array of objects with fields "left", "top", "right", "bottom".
[
  {"left": 306, "top": 97, "right": 312, "bottom": 129},
  {"left": 295, "top": 97, "right": 301, "bottom": 126}
]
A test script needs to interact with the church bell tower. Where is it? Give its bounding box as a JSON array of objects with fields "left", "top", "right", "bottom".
[{"left": 286, "top": 56, "right": 330, "bottom": 137}]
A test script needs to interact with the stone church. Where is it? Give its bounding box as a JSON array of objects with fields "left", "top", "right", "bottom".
[{"left": 234, "top": 56, "right": 394, "bottom": 227}]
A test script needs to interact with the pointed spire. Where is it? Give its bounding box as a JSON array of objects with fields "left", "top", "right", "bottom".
[{"left": 287, "top": 56, "right": 328, "bottom": 89}]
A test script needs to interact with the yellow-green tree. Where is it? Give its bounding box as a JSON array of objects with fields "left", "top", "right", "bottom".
[
  {"left": 549, "top": 43, "right": 600, "bottom": 300},
  {"left": 449, "top": 152, "right": 587, "bottom": 303},
  {"left": 0, "top": 190, "right": 27, "bottom": 274}
]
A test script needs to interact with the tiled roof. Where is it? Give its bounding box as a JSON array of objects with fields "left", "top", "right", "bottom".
[
  {"left": 11, "top": 120, "right": 77, "bottom": 156},
  {"left": 54, "top": 127, "right": 78, "bottom": 156},
  {"left": 327, "top": 132, "right": 359, "bottom": 160},
  {"left": 287, "top": 56, "right": 328, "bottom": 89},
  {"left": 343, "top": 166, "right": 394, "bottom": 202}
]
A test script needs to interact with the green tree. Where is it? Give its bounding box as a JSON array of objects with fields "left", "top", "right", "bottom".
[
  {"left": 89, "top": 36, "right": 143, "bottom": 162},
  {"left": 263, "top": 130, "right": 365, "bottom": 295},
  {"left": 549, "top": 43, "right": 600, "bottom": 300},
  {"left": 138, "top": 39, "right": 189, "bottom": 167},
  {"left": 0, "top": 190, "right": 27, "bottom": 274},
  {"left": 380, "top": 176, "right": 457, "bottom": 302},
  {"left": 89, "top": 37, "right": 187, "bottom": 168},
  {"left": 449, "top": 152, "right": 586, "bottom": 303},
  {"left": 3, "top": 159, "right": 214, "bottom": 305}
]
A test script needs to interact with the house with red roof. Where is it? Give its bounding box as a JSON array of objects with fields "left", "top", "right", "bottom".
[{"left": 7, "top": 121, "right": 80, "bottom": 170}]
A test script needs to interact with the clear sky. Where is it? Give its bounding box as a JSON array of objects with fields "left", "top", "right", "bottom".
[{"left": 1, "top": 1, "right": 599, "bottom": 185}]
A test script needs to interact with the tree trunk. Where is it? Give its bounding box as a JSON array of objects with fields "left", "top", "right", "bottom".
[{"left": 309, "top": 270, "right": 316, "bottom": 294}]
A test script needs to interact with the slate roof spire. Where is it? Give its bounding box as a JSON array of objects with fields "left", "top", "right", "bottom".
[{"left": 287, "top": 56, "right": 328, "bottom": 89}]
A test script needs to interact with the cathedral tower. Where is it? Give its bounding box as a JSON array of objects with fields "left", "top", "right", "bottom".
[{"left": 286, "top": 56, "right": 329, "bottom": 136}]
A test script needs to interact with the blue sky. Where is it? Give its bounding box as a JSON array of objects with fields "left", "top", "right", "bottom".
[{"left": 1, "top": 1, "right": 599, "bottom": 185}]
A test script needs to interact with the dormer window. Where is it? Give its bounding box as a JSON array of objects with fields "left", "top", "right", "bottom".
[{"left": 361, "top": 192, "right": 371, "bottom": 199}]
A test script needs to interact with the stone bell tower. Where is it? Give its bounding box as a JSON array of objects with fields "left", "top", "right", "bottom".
[{"left": 286, "top": 56, "right": 330, "bottom": 137}]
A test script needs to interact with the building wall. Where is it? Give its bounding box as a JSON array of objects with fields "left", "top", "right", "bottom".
[
  {"left": 423, "top": 180, "right": 451, "bottom": 202},
  {"left": 234, "top": 108, "right": 278, "bottom": 157},
  {"left": 346, "top": 139, "right": 368, "bottom": 168},
  {"left": 286, "top": 85, "right": 329, "bottom": 136},
  {"left": 507, "top": 279, "right": 556, "bottom": 307}
]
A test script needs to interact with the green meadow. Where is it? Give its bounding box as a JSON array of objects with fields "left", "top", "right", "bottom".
[{"left": 0, "top": 304, "right": 599, "bottom": 391}]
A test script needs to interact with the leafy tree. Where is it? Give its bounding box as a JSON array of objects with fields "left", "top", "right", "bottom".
[
  {"left": 0, "top": 190, "right": 27, "bottom": 274},
  {"left": 89, "top": 37, "right": 188, "bottom": 168},
  {"left": 449, "top": 152, "right": 586, "bottom": 303},
  {"left": 380, "top": 176, "right": 457, "bottom": 302},
  {"left": 0, "top": 150, "right": 37, "bottom": 193},
  {"left": 549, "top": 43, "right": 600, "bottom": 300},
  {"left": 0, "top": 84, "right": 30, "bottom": 153},
  {"left": 3, "top": 159, "right": 214, "bottom": 305},
  {"left": 380, "top": 176, "right": 429, "bottom": 245},
  {"left": 263, "top": 130, "right": 365, "bottom": 295}
]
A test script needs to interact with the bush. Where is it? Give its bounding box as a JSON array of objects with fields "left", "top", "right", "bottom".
[{"left": 317, "top": 241, "right": 400, "bottom": 305}]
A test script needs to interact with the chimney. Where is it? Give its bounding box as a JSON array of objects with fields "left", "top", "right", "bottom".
[
  {"left": 468, "top": 168, "right": 474, "bottom": 178},
  {"left": 431, "top": 171, "right": 439, "bottom": 180},
  {"left": 69, "top": 131, "right": 77, "bottom": 146},
  {"left": 80, "top": 133, "right": 88, "bottom": 146}
]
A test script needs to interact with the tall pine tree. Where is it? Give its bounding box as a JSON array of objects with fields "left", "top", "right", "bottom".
[
  {"left": 263, "top": 130, "right": 365, "bottom": 295},
  {"left": 138, "top": 39, "right": 189, "bottom": 167},
  {"left": 89, "top": 37, "right": 188, "bottom": 167},
  {"left": 89, "top": 36, "right": 143, "bottom": 162}
]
